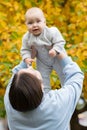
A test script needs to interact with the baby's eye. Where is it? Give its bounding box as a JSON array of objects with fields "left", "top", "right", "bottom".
[
  {"left": 27, "top": 21, "right": 33, "bottom": 25},
  {"left": 37, "top": 20, "right": 41, "bottom": 23}
]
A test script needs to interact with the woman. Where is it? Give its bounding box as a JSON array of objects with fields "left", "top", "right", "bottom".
[{"left": 4, "top": 52, "right": 84, "bottom": 130}]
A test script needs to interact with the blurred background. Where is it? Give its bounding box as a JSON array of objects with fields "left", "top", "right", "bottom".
[{"left": 0, "top": 0, "right": 87, "bottom": 129}]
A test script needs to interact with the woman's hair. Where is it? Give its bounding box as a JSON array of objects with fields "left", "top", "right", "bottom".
[{"left": 9, "top": 72, "right": 43, "bottom": 112}]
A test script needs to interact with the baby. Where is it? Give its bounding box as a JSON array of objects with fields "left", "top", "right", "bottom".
[{"left": 20, "top": 7, "right": 66, "bottom": 92}]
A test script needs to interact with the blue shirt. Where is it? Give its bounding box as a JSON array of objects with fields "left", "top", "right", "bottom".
[{"left": 4, "top": 56, "right": 84, "bottom": 130}]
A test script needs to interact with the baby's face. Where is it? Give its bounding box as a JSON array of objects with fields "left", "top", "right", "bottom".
[{"left": 25, "top": 10, "right": 46, "bottom": 36}]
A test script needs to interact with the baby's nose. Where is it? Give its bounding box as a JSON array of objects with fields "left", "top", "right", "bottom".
[{"left": 33, "top": 22, "right": 37, "bottom": 26}]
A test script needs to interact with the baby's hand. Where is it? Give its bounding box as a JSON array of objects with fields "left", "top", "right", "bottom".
[
  {"left": 24, "top": 58, "right": 35, "bottom": 67},
  {"left": 49, "top": 49, "right": 57, "bottom": 57}
]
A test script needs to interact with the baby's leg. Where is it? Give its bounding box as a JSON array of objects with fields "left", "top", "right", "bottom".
[
  {"left": 31, "top": 45, "right": 37, "bottom": 59},
  {"left": 53, "top": 57, "right": 65, "bottom": 86},
  {"left": 36, "top": 58, "right": 52, "bottom": 93}
]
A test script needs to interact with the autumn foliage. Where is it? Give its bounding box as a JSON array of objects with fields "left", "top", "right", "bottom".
[{"left": 0, "top": 0, "right": 87, "bottom": 116}]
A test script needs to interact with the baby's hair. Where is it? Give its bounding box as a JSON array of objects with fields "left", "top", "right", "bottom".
[{"left": 25, "top": 7, "right": 45, "bottom": 20}]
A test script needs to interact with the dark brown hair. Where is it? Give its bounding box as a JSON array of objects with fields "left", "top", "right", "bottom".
[{"left": 9, "top": 72, "right": 43, "bottom": 112}]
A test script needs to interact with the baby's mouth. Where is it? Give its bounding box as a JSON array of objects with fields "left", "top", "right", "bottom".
[{"left": 33, "top": 29, "right": 39, "bottom": 32}]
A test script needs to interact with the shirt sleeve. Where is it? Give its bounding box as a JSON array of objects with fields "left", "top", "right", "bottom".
[
  {"left": 55, "top": 56, "right": 84, "bottom": 113},
  {"left": 12, "top": 61, "right": 27, "bottom": 74},
  {"left": 20, "top": 32, "right": 31, "bottom": 60},
  {"left": 51, "top": 56, "right": 84, "bottom": 128},
  {"left": 50, "top": 27, "right": 66, "bottom": 53}
]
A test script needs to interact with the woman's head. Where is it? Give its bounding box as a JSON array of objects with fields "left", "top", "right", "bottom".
[{"left": 9, "top": 67, "right": 43, "bottom": 112}]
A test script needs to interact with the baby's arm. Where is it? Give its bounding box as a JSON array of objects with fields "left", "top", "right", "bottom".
[
  {"left": 50, "top": 27, "right": 66, "bottom": 54},
  {"left": 20, "top": 32, "right": 36, "bottom": 66}
]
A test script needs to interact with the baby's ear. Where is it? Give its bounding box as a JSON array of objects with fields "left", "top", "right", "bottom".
[
  {"left": 43, "top": 17, "right": 46, "bottom": 23},
  {"left": 45, "top": 18, "right": 46, "bottom": 23},
  {"left": 44, "top": 20, "right": 46, "bottom": 25},
  {"left": 25, "top": 21, "right": 27, "bottom": 25}
]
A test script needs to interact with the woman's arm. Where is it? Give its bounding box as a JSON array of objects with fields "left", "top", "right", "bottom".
[{"left": 56, "top": 52, "right": 84, "bottom": 108}]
